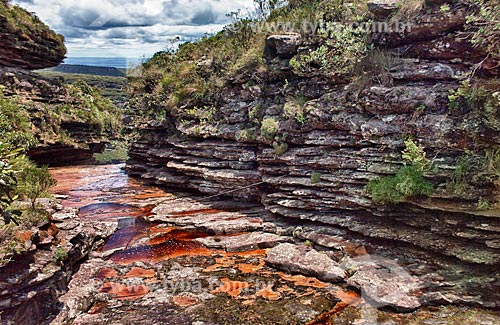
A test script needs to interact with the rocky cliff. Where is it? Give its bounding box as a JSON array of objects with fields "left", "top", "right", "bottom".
[
  {"left": 0, "top": 1, "right": 122, "bottom": 166},
  {"left": 0, "top": 0, "right": 66, "bottom": 70},
  {"left": 127, "top": 0, "right": 500, "bottom": 308}
]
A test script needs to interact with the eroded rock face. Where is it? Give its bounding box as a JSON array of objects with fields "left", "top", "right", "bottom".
[
  {"left": 0, "top": 2, "right": 66, "bottom": 70},
  {"left": 345, "top": 256, "right": 423, "bottom": 312},
  {"left": 266, "top": 243, "right": 346, "bottom": 283},
  {"left": 0, "top": 204, "right": 116, "bottom": 325},
  {"left": 127, "top": 0, "right": 500, "bottom": 309}
]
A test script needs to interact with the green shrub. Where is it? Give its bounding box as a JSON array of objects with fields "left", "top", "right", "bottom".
[
  {"left": 310, "top": 172, "right": 321, "bottom": 184},
  {"left": 465, "top": 0, "right": 500, "bottom": 64},
  {"left": 260, "top": 117, "right": 279, "bottom": 141},
  {"left": 93, "top": 141, "right": 129, "bottom": 164},
  {"left": 17, "top": 165, "right": 57, "bottom": 210},
  {"left": 290, "top": 23, "right": 369, "bottom": 78},
  {"left": 402, "top": 139, "right": 430, "bottom": 172},
  {"left": 53, "top": 246, "right": 68, "bottom": 262},
  {"left": 367, "top": 139, "right": 433, "bottom": 204},
  {"left": 284, "top": 96, "right": 308, "bottom": 124},
  {"left": 477, "top": 198, "right": 491, "bottom": 210},
  {"left": 366, "top": 166, "right": 433, "bottom": 204},
  {"left": 272, "top": 141, "right": 288, "bottom": 156},
  {"left": 238, "top": 129, "right": 257, "bottom": 142},
  {"left": 0, "top": 93, "right": 37, "bottom": 150}
]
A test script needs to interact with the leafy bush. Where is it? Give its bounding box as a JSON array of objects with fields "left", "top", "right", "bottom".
[
  {"left": 272, "top": 141, "right": 288, "bottom": 156},
  {"left": 366, "top": 166, "right": 433, "bottom": 204},
  {"left": 17, "top": 165, "right": 56, "bottom": 210},
  {"left": 260, "top": 117, "right": 279, "bottom": 141},
  {"left": 290, "top": 23, "right": 369, "bottom": 78},
  {"left": 402, "top": 139, "right": 430, "bottom": 172},
  {"left": 465, "top": 0, "right": 500, "bottom": 64},
  {"left": 366, "top": 139, "right": 433, "bottom": 204},
  {"left": 0, "top": 93, "right": 37, "bottom": 149},
  {"left": 284, "top": 96, "right": 308, "bottom": 124},
  {"left": 52, "top": 246, "right": 68, "bottom": 262},
  {"left": 238, "top": 129, "right": 257, "bottom": 142},
  {"left": 93, "top": 141, "right": 129, "bottom": 164},
  {"left": 311, "top": 172, "right": 321, "bottom": 184}
]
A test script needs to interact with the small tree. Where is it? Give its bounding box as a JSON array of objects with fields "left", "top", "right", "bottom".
[
  {"left": 0, "top": 142, "right": 24, "bottom": 224},
  {"left": 17, "top": 165, "right": 56, "bottom": 210}
]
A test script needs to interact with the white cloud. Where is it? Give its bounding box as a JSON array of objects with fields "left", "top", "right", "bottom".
[{"left": 13, "top": 0, "right": 255, "bottom": 58}]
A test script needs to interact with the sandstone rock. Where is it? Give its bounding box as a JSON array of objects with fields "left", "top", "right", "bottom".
[
  {"left": 195, "top": 232, "right": 289, "bottom": 252},
  {"left": 346, "top": 256, "right": 423, "bottom": 312},
  {"left": 266, "top": 243, "right": 345, "bottom": 282},
  {"left": 424, "top": 0, "right": 454, "bottom": 6},
  {"left": 0, "top": 2, "right": 66, "bottom": 70},
  {"left": 265, "top": 34, "right": 302, "bottom": 60},
  {"left": 367, "top": 0, "right": 399, "bottom": 18}
]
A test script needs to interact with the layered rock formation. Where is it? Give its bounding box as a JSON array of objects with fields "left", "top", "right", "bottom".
[
  {"left": 127, "top": 0, "right": 500, "bottom": 308},
  {"left": 0, "top": 2, "right": 121, "bottom": 166},
  {"left": 0, "top": 67, "right": 115, "bottom": 166},
  {"left": 0, "top": 1, "right": 66, "bottom": 70},
  {"left": 0, "top": 201, "right": 116, "bottom": 325}
]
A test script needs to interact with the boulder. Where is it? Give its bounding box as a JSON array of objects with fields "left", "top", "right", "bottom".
[
  {"left": 266, "top": 243, "right": 345, "bottom": 282},
  {"left": 265, "top": 34, "right": 302, "bottom": 60},
  {"left": 346, "top": 256, "right": 423, "bottom": 312},
  {"left": 367, "top": 0, "right": 399, "bottom": 18}
]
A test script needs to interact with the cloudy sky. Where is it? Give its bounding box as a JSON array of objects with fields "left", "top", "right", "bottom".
[{"left": 13, "top": 0, "right": 255, "bottom": 58}]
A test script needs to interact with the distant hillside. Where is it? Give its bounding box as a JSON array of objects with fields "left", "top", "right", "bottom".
[
  {"left": 41, "top": 64, "right": 126, "bottom": 77},
  {"left": 37, "top": 69, "right": 127, "bottom": 106}
]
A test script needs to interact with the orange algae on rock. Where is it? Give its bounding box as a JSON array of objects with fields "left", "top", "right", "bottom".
[
  {"left": 256, "top": 284, "right": 282, "bottom": 301},
  {"left": 125, "top": 267, "right": 156, "bottom": 278},
  {"left": 98, "top": 282, "right": 150, "bottom": 300},
  {"left": 95, "top": 268, "right": 119, "bottom": 280},
  {"left": 172, "top": 295, "right": 199, "bottom": 307},
  {"left": 211, "top": 278, "right": 250, "bottom": 297}
]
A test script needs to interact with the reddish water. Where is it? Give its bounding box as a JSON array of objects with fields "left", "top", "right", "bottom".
[{"left": 50, "top": 164, "right": 210, "bottom": 263}]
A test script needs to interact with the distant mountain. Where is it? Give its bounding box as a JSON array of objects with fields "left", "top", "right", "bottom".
[{"left": 42, "top": 64, "right": 126, "bottom": 77}]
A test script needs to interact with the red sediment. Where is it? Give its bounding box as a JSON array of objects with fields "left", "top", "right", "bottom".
[
  {"left": 17, "top": 230, "right": 33, "bottom": 242},
  {"left": 98, "top": 282, "right": 150, "bottom": 300},
  {"left": 256, "top": 284, "right": 282, "bottom": 301},
  {"left": 172, "top": 295, "right": 199, "bottom": 307},
  {"left": 88, "top": 302, "right": 107, "bottom": 314},
  {"left": 110, "top": 238, "right": 212, "bottom": 265},
  {"left": 125, "top": 267, "right": 156, "bottom": 278},
  {"left": 211, "top": 278, "right": 250, "bottom": 298},
  {"left": 148, "top": 229, "right": 209, "bottom": 245},
  {"left": 306, "top": 289, "right": 361, "bottom": 325},
  {"left": 171, "top": 209, "right": 222, "bottom": 217},
  {"left": 96, "top": 267, "right": 119, "bottom": 280}
]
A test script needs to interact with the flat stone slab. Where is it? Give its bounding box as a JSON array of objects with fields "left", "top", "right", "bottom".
[
  {"left": 195, "top": 232, "right": 290, "bottom": 252},
  {"left": 266, "top": 243, "right": 345, "bottom": 283},
  {"left": 346, "top": 256, "right": 423, "bottom": 312},
  {"left": 151, "top": 201, "right": 268, "bottom": 235}
]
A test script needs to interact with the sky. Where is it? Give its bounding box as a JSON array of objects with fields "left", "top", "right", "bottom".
[{"left": 13, "top": 0, "right": 255, "bottom": 58}]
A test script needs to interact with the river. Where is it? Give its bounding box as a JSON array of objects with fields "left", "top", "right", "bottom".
[{"left": 47, "top": 164, "right": 500, "bottom": 324}]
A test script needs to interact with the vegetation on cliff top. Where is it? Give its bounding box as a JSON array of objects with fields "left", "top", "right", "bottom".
[
  {"left": 127, "top": 0, "right": 500, "bottom": 207},
  {"left": 0, "top": 0, "right": 66, "bottom": 64},
  {"left": 128, "top": 0, "right": 371, "bottom": 120}
]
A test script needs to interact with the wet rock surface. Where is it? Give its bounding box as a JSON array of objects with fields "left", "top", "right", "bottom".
[
  {"left": 2, "top": 165, "right": 487, "bottom": 325},
  {"left": 266, "top": 243, "right": 346, "bottom": 283},
  {"left": 126, "top": 0, "right": 500, "bottom": 310}
]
